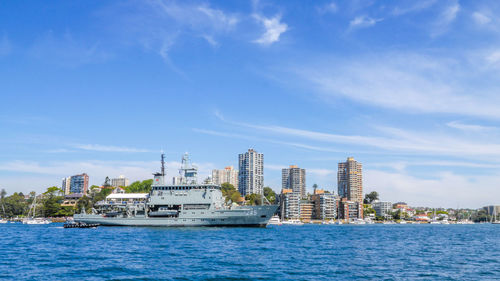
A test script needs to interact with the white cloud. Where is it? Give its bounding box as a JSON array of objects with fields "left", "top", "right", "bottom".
[
  {"left": 317, "top": 2, "right": 338, "bottom": 14},
  {"left": 349, "top": 16, "right": 382, "bottom": 28},
  {"left": 446, "top": 121, "right": 497, "bottom": 132},
  {"left": 472, "top": 11, "right": 491, "bottom": 25},
  {"left": 431, "top": 1, "right": 460, "bottom": 37},
  {"left": 210, "top": 114, "right": 500, "bottom": 160},
  {"left": 365, "top": 169, "right": 500, "bottom": 208},
  {"left": 392, "top": 0, "right": 437, "bottom": 16},
  {"left": 74, "top": 144, "right": 151, "bottom": 153},
  {"left": 0, "top": 159, "right": 216, "bottom": 194},
  {"left": 291, "top": 53, "right": 500, "bottom": 119},
  {"left": 253, "top": 14, "right": 288, "bottom": 45}
]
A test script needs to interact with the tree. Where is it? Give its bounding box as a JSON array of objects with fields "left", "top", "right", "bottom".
[
  {"left": 42, "top": 186, "right": 64, "bottom": 217},
  {"left": 125, "top": 179, "right": 153, "bottom": 193},
  {"left": 263, "top": 187, "right": 276, "bottom": 203},
  {"left": 76, "top": 196, "right": 92, "bottom": 213},
  {"left": 3, "top": 192, "right": 28, "bottom": 218},
  {"left": 364, "top": 191, "right": 379, "bottom": 204},
  {"left": 103, "top": 177, "right": 111, "bottom": 187},
  {"left": 245, "top": 193, "right": 262, "bottom": 206},
  {"left": 221, "top": 183, "right": 242, "bottom": 204}
]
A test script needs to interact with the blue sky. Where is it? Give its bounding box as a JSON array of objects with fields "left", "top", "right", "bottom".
[{"left": 1, "top": 0, "right": 500, "bottom": 207}]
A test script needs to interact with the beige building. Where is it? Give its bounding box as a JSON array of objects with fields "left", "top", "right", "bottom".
[
  {"left": 111, "top": 175, "right": 129, "bottom": 188},
  {"left": 212, "top": 166, "right": 238, "bottom": 190},
  {"left": 338, "top": 157, "right": 363, "bottom": 218}
]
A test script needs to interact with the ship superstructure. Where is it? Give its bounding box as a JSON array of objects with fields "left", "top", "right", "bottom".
[{"left": 74, "top": 153, "right": 278, "bottom": 227}]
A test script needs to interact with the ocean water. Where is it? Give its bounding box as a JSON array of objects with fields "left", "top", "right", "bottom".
[{"left": 0, "top": 223, "right": 499, "bottom": 280}]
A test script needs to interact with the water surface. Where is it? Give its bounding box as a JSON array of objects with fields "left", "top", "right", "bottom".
[{"left": 0, "top": 223, "right": 498, "bottom": 280}]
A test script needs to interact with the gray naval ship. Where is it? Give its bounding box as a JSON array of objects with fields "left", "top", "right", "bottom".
[{"left": 74, "top": 153, "right": 278, "bottom": 227}]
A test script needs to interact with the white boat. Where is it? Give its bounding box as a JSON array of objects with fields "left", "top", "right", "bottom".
[
  {"left": 23, "top": 218, "right": 51, "bottom": 224},
  {"left": 282, "top": 219, "right": 304, "bottom": 225},
  {"left": 399, "top": 220, "right": 407, "bottom": 224},
  {"left": 351, "top": 219, "right": 366, "bottom": 225},
  {"left": 383, "top": 221, "right": 395, "bottom": 224},
  {"left": 0, "top": 219, "right": 7, "bottom": 224},
  {"left": 267, "top": 215, "right": 282, "bottom": 226},
  {"left": 440, "top": 219, "right": 450, "bottom": 225},
  {"left": 492, "top": 212, "right": 500, "bottom": 224},
  {"left": 335, "top": 220, "right": 343, "bottom": 225},
  {"left": 22, "top": 194, "right": 51, "bottom": 225}
]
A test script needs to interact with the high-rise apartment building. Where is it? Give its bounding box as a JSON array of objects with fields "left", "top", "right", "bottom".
[
  {"left": 212, "top": 166, "right": 238, "bottom": 190},
  {"left": 111, "top": 175, "right": 129, "bottom": 188},
  {"left": 61, "top": 177, "right": 71, "bottom": 195},
  {"left": 338, "top": 157, "right": 363, "bottom": 218},
  {"left": 282, "top": 165, "right": 306, "bottom": 199},
  {"left": 238, "top": 149, "right": 264, "bottom": 196},
  {"left": 68, "top": 173, "right": 89, "bottom": 195}
]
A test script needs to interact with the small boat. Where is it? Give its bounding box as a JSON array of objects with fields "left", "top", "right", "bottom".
[
  {"left": 267, "top": 215, "right": 282, "bottom": 225},
  {"left": 382, "top": 221, "right": 395, "bottom": 225},
  {"left": 282, "top": 219, "right": 304, "bottom": 225},
  {"left": 64, "top": 222, "right": 99, "bottom": 228},
  {"left": 335, "top": 220, "right": 343, "bottom": 225},
  {"left": 0, "top": 219, "right": 7, "bottom": 224},
  {"left": 351, "top": 219, "right": 366, "bottom": 225},
  {"left": 399, "top": 220, "right": 407, "bottom": 224},
  {"left": 23, "top": 218, "right": 51, "bottom": 224}
]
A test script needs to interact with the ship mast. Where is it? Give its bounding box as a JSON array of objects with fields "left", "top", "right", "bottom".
[{"left": 161, "top": 153, "right": 165, "bottom": 176}]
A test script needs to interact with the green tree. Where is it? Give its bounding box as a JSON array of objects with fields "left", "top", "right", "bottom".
[
  {"left": 221, "top": 183, "right": 242, "bottom": 204},
  {"left": 125, "top": 179, "right": 153, "bottom": 193},
  {"left": 245, "top": 193, "right": 262, "bottom": 206},
  {"left": 42, "top": 186, "right": 64, "bottom": 217},
  {"left": 3, "top": 192, "right": 28, "bottom": 218},
  {"left": 364, "top": 191, "right": 379, "bottom": 204},
  {"left": 263, "top": 187, "right": 276, "bottom": 203},
  {"left": 76, "top": 196, "right": 92, "bottom": 213}
]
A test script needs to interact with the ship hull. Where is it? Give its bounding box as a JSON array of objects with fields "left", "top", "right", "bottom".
[{"left": 74, "top": 205, "right": 278, "bottom": 227}]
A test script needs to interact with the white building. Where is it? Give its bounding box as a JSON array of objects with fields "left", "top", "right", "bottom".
[
  {"left": 280, "top": 190, "right": 301, "bottom": 219},
  {"left": 373, "top": 201, "right": 393, "bottom": 218},
  {"left": 238, "top": 149, "right": 264, "bottom": 196},
  {"left": 212, "top": 166, "right": 238, "bottom": 189},
  {"left": 61, "top": 176, "right": 71, "bottom": 195},
  {"left": 111, "top": 175, "right": 129, "bottom": 188}
]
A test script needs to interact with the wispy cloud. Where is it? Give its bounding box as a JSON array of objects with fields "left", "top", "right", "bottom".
[
  {"left": 365, "top": 169, "right": 500, "bottom": 208},
  {"left": 210, "top": 113, "right": 500, "bottom": 160},
  {"left": 73, "top": 144, "right": 151, "bottom": 153},
  {"left": 391, "top": 0, "right": 437, "bottom": 16},
  {"left": 446, "top": 121, "right": 497, "bottom": 132},
  {"left": 431, "top": 1, "right": 460, "bottom": 37},
  {"left": 472, "top": 11, "right": 492, "bottom": 25},
  {"left": 253, "top": 14, "right": 288, "bottom": 45},
  {"left": 317, "top": 2, "right": 338, "bottom": 14},
  {"left": 349, "top": 16, "right": 382, "bottom": 29},
  {"left": 29, "top": 31, "right": 109, "bottom": 67},
  {"left": 288, "top": 52, "right": 500, "bottom": 119}
]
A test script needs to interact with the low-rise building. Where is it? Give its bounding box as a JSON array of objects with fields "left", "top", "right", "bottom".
[
  {"left": 61, "top": 193, "right": 84, "bottom": 207},
  {"left": 338, "top": 198, "right": 360, "bottom": 220},
  {"left": 393, "top": 202, "right": 409, "bottom": 210},
  {"left": 373, "top": 201, "right": 393, "bottom": 218},
  {"left": 312, "top": 191, "right": 338, "bottom": 220},
  {"left": 280, "top": 189, "right": 300, "bottom": 219},
  {"left": 300, "top": 200, "right": 315, "bottom": 221}
]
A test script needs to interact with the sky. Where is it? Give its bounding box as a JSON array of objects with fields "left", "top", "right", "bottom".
[{"left": 1, "top": 0, "right": 500, "bottom": 208}]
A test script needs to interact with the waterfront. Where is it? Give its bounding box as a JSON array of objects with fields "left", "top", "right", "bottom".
[{"left": 0, "top": 224, "right": 499, "bottom": 280}]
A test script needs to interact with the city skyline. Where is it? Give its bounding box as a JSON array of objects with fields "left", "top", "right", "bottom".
[{"left": 1, "top": 1, "right": 500, "bottom": 208}]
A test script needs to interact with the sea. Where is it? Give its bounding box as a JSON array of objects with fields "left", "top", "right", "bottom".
[{"left": 0, "top": 223, "right": 499, "bottom": 280}]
